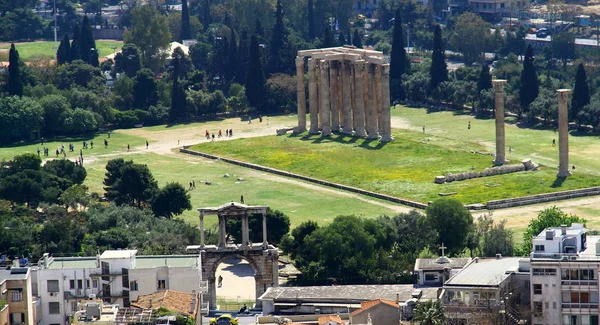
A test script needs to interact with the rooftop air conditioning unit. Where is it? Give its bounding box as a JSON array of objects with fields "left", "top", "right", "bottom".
[{"left": 569, "top": 256, "right": 577, "bottom": 260}]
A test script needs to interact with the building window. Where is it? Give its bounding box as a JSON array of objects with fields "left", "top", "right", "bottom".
[
  {"left": 425, "top": 273, "right": 437, "bottom": 281},
  {"left": 69, "top": 280, "right": 75, "bottom": 289},
  {"left": 533, "top": 284, "right": 542, "bottom": 295},
  {"left": 130, "top": 281, "right": 139, "bottom": 291},
  {"left": 47, "top": 280, "right": 59, "bottom": 293},
  {"left": 500, "top": 3, "right": 505, "bottom": 8},
  {"left": 533, "top": 302, "right": 543, "bottom": 316},
  {"left": 86, "top": 280, "right": 90, "bottom": 288},
  {"left": 92, "top": 280, "right": 98, "bottom": 288},
  {"left": 157, "top": 280, "right": 166, "bottom": 290},
  {"left": 11, "top": 291, "right": 22, "bottom": 302},
  {"left": 49, "top": 302, "right": 60, "bottom": 314},
  {"left": 534, "top": 245, "right": 545, "bottom": 252},
  {"left": 532, "top": 268, "right": 557, "bottom": 275},
  {"left": 77, "top": 280, "right": 83, "bottom": 289}
]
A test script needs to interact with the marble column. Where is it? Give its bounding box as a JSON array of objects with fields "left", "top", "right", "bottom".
[
  {"left": 295, "top": 56, "right": 307, "bottom": 133},
  {"left": 329, "top": 61, "right": 340, "bottom": 132},
  {"left": 375, "top": 65, "right": 383, "bottom": 135},
  {"left": 353, "top": 61, "right": 367, "bottom": 137},
  {"left": 380, "top": 64, "right": 393, "bottom": 142},
  {"left": 199, "top": 212, "right": 205, "bottom": 247},
  {"left": 493, "top": 80, "right": 507, "bottom": 166},
  {"left": 366, "top": 64, "right": 379, "bottom": 139},
  {"left": 217, "top": 215, "right": 226, "bottom": 248},
  {"left": 241, "top": 214, "right": 249, "bottom": 249},
  {"left": 308, "top": 58, "right": 320, "bottom": 134},
  {"left": 342, "top": 61, "right": 353, "bottom": 134},
  {"left": 557, "top": 89, "right": 572, "bottom": 177},
  {"left": 262, "top": 213, "right": 268, "bottom": 248},
  {"left": 320, "top": 60, "right": 332, "bottom": 136}
]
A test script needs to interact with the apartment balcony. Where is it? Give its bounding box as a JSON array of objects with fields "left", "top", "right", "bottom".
[
  {"left": 200, "top": 281, "right": 208, "bottom": 294},
  {"left": 199, "top": 302, "right": 209, "bottom": 315},
  {"left": 561, "top": 280, "right": 599, "bottom": 286},
  {"left": 562, "top": 303, "right": 599, "bottom": 310},
  {"left": 64, "top": 290, "right": 87, "bottom": 300}
]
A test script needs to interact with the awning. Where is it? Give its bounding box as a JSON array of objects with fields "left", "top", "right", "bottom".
[{"left": 274, "top": 303, "right": 297, "bottom": 307}]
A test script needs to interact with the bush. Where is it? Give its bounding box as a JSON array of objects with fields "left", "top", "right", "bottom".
[
  {"left": 264, "top": 73, "right": 296, "bottom": 114},
  {"left": 146, "top": 105, "right": 169, "bottom": 125},
  {"left": 114, "top": 110, "right": 148, "bottom": 128}
]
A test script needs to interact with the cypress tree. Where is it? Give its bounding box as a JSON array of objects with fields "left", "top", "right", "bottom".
[
  {"left": 80, "top": 16, "right": 97, "bottom": 65},
  {"left": 56, "top": 34, "right": 71, "bottom": 65},
  {"left": 255, "top": 18, "right": 264, "bottom": 36},
  {"left": 245, "top": 35, "right": 266, "bottom": 112},
  {"left": 352, "top": 30, "right": 363, "bottom": 49},
  {"left": 430, "top": 24, "right": 447, "bottom": 91},
  {"left": 7, "top": 43, "right": 23, "bottom": 97},
  {"left": 519, "top": 45, "right": 539, "bottom": 115},
  {"left": 307, "top": 0, "right": 315, "bottom": 40},
  {"left": 229, "top": 29, "right": 239, "bottom": 83},
  {"left": 181, "top": 0, "right": 191, "bottom": 41},
  {"left": 237, "top": 30, "right": 249, "bottom": 83},
  {"left": 572, "top": 63, "right": 590, "bottom": 125},
  {"left": 338, "top": 32, "right": 346, "bottom": 45},
  {"left": 202, "top": 0, "right": 211, "bottom": 30},
  {"left": 323, "top": 26, "right": 333, "bottom": 48},
  {"left": 390, "top": 10, "right": 408, "bottom": 81},
  {"left": 70, "top": 23, "right": 81, "bottom": 62},
  {"left": 477, "top": 65, "right": 492, "bottom": 92},
  {"left": 170, "top": 57, "right": 187, "bottom": 123},
  {"left": 347, "top": 29, "right": 352, "bottom": 46},
  {"left": 269, "top": 0, "right": 288, "bottom": 74}
]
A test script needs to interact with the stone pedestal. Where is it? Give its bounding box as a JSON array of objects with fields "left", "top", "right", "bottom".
[
  {"left": 493, "top": 80, "right": 507, "bottom": 166},
  {"left": 557, "top": 89, "right": 572, "bottom": 177},
  {"left": 308, "top": 59, "right": 320, "bottom": 134},
  {"left": 342, "top": 61, "right": 353, "bottom": 134},
  {"left": 294, "top": 56, "right": 307, "bottom": 133},
  {"left": 354, "top": 61, "right": 367, "bottom": 137},
  {"left": 366, "top": 64, "right": 379, "bottom": 139},
  {"left": 320, "top": 60, "right": 332, "bottom": 136},
  {"left": 380, "top": 64, "right": 393, "bottom": 142}
]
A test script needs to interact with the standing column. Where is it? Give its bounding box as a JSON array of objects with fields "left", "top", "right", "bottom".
[
  {"left": 366, "top": 64, "right": 379, "bottom": 139},
  {"left": 320, "top": 60, "right": 332, "bottom": 136},
  {"left": 493, "top": 80, "right": 507, "bottom": 166},
  {"left": 262, "top": 213, "right": 268, "bottom": 248},
  {"left": 557, "top": 89, "right": 572, "bottom": 177},
  {"left": 217, "top": 215, "right": 226, "bottom": 248},
  {"left": 374, "top": 65, "right": 383, "bottom": 135},
  {"left": 295, "top": 56, "right": 307, "bottom": 133},
  {"left": 342, "top": 61, "right": 353, "bottom": 134},
  {"left": 329, "top": 61, "right": 340, "bottom": 132},
  {"left": 241, "top": 214, "right": 249, "bottom": 249},
  {"left": 353, "top": 61, "right": 367, "bottom": 137},
  {"left": 308, "top": 58, "right": 320, "bottom": 134},
  {"left": 380, "top": 64, "right": 393, "bottom": 142},
  {"left": 199, "top": 212, "right": 205, "bottom": 247}
]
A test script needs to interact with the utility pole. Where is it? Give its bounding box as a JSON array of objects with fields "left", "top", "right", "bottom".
[{"left": 53, "top": 0, "right": 58, "bottom": 49}]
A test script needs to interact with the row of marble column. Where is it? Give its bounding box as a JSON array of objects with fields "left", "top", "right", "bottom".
[
  {"left": 199, "top": 212, "right": 268, "bottom": 249},
  {"left": 295, "top": 56, "right": 393, "bottom": 142},
  {"left": 493, "top": 80, "right": 571, "bottom": 177}
]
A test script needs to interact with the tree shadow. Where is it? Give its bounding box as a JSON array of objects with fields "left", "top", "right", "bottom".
[
  {"left": 551, "top": 176, "right": 567, "bottom": 188},
  {"left": 0, "top": 134, "right": 99, "bottom": 149}
]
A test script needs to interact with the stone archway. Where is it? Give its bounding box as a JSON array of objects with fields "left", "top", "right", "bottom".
[{"left": 187, "top": 202, "right": 279, "bottom": 310}]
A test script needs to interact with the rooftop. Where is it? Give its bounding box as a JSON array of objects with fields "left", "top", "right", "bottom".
[
  {"left": 259, "top": 284, "right": 415, "bottom": 303},
  {"left": 131, "top": 290, "right": 198, "bottom": 318},
  {"left": 444, "top": 257, "right": 521, "bottom": 287},
  {"left": 0, "top": 268, "right": 29, "bottom": 281},
  {"left": 533, "top": 223, "right": 585, "bottom": 240},
  {"left": 414, "top": 257, "right": 471, "bottom": 271},
  {"left": 100, "top": 250, "right": 138, "bottom": 259},
  {"left": 349, "top": 299, "right": 398, "bottom": 316},
  {"left": 45, "top": 255, "right": 198, "bottom": 270}
]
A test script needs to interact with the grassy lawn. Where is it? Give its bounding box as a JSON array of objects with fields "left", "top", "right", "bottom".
[
  {"left": 189, "top": 112, "right": 600, "bottom": 205},
  {"left": 0, "top": 40, "right": 123, "bottom": 60},
  {"left": 82, "top": 152, "right": 398, "bottom": 229}
]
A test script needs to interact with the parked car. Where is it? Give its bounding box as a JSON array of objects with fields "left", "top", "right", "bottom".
[{"left": 209, "top": 314, "right": 239, "bottom": 325}]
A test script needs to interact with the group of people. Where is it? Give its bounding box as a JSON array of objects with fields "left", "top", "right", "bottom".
[{"left": 205, "top": 129, "right": 233, "bottom": 140}]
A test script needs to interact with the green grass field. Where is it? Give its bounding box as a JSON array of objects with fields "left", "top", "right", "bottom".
[{"left": 0, "top": 40, "right": 123, "bottom": 60}]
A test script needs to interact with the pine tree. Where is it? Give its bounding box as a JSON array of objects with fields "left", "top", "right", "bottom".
[
  {"left": 352, "top": 30, "right": 363, "bottom": 49},
  {"left": 170, "top": 57, "right": 187, "bottom": 123},
  {"left": 245, "top": 34, "right": 266, "bottom": 112},
  {"left": 80, "top": 16, "right": 97, "bottom": 65},
  {"left": 430, "top": 24, "right": 447, "bottom": 91},
  {"left": 56, "top": 34, "right": 71, "bottom": 65},
  {"left": 202, "top": 0, "right": 211, "bottom": 30},
  {"left": 7, "top": 43, "right": 23, "bottom": 97},
  {"left": 477, "top": 65, "right": 492, "bottom": 92},
  {"left": 323, "top": 26, "right": 333, "bottom": 48},
  {"left": 229, "top": 29, "right": 239, "bottom": 83},
  {"left": 572, "top": 63, "right": 590, "bottom": 125},
  {"left": 307, "top": 0, "right": 315, "bottom": 40},
  {"left": 390, "top": 10, "right": 408, "bottom": 84},
  {"left": 269, "top": 0, "right": 288, "bottom": 74},
  {"left": 519, "top": 45, "right": 539, "bottom": 115},
  {"left": 181, "top": 0, "right": 191, "bottom": 41},
  {"left": 70, "top": 23, "right": 81, "bottom": 62}
]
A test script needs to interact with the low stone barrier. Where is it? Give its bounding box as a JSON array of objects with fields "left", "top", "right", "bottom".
[
  {"left": 434, "top": 159, "right": 537, "bottom": 184},
  {"left": 180, "top": 148, "right": 428, "bottom": 209},
  {"left": 487, "top": 186, "right": 600, "bottom": 209}
]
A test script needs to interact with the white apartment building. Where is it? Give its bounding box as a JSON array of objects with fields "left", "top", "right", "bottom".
[
  {"left": 530, "top": 223, "right": 599, "bottom": 325},
  {"left": 36, "top": 250, "right": 204, "bottom": 325}
]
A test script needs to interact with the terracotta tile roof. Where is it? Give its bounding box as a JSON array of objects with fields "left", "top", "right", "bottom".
[
  {"left": 131, "top": 290, "right": 198, "bottom": 319},
  {"left": 349, "top": 299, "right": 398, "bottom": 316},
  {"left": 318, "top": 315, "right": 344, "bottom": 325}
]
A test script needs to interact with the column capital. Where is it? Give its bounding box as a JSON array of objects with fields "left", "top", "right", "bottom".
[
  {"left": 380, "top": 64, "right": 390, "bottom": 76},
  {"left": 295, "top": 56, "right": 305, "bottom": 65},
  {"left": 492, "top": 79, "right": 507, "bottom": 92},
  {"left": 320, "top": 59, "right": 330, "bottom": 70}
]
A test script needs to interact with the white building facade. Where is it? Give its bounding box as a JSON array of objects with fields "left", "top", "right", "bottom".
[{"left": 36, "top": 250, "right": 203, "bottom": 325}]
